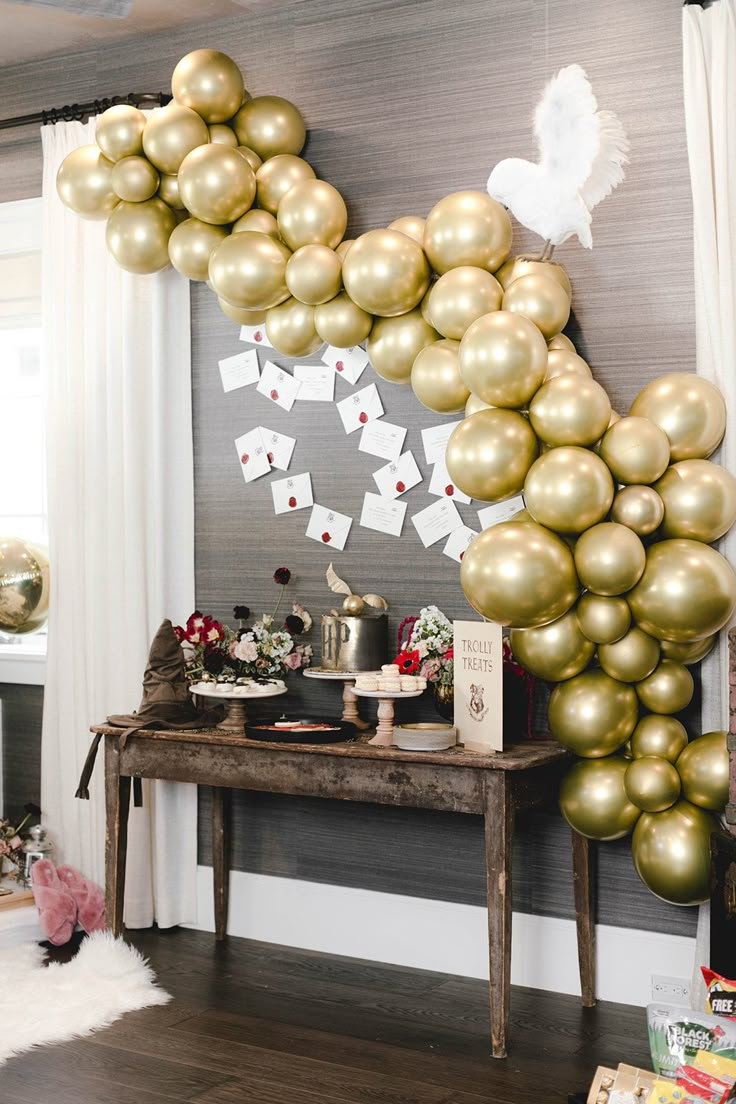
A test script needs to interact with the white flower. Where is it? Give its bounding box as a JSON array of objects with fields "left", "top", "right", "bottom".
[{"left": 234, "top": 637, "right": 258, "bottom": 663}]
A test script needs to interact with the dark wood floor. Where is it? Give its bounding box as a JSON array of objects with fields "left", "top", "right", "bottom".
[{"left": 1, "top": 928, "right": 650, "bottom": 1103}]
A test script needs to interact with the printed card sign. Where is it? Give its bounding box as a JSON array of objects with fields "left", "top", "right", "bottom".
[{"left": 454, "top": 619, "right": 503, "bottom": 754}]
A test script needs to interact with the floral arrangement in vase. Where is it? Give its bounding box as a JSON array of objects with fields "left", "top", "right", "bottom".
[
  {"left": 0, "top": 804, "right": 40, "bottom": 877},
  {"left": 393, "top": 606, "right": 454, "bottom": 718},
  {"left": 174, "top": 568, "right": 313, "bottom": 684}
]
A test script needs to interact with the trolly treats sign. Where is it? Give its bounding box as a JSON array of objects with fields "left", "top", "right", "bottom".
[{"left": 454, "top": 620, "right": 503, "bottom": 753}]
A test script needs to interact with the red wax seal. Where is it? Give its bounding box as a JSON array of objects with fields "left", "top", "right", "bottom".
[
  {"left": 358, "top": 411, "right": 368, "bottom": 424},
  {"left": 254, "top": 331, "right": 263, "bottom": 342},
  {"left": 321, "top": 532, "right": 331, "bottom": 543},
  {"left": 335, "top": 360, "right": 344, "bottom": 372},
  {"left": 445, "top": 484, "right": 454, "bottom": 496},
  {"left": 240, "top": 454, "right": 249, "bottom": 464},
  {"left": 459, "top": 550, "right": 465, "bottom": 561},
  {"left": 288, "top": 496, "right": 297, "bottom": 508},
  {"left": 395, "top": 480, "right": 406, "bottom": 493},
  {"left": 267, "top": 452, "right": 274, "bottom": 463},
  {"left": 270, "top": 389, "right": 279, "bottom": 401}
]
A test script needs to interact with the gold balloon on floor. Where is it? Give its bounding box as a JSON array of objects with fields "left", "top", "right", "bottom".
[
  {"left": 624, "top": 757, "right": 681, "bottom": 813},
  {"left": 158, "top": 173, "right": 186, "bottom": 210},
  {"left": 423, "top": 190, "right": 511, "bottom": 274},
  {"left": 105, "top": 197, "right": 176, "bottom": 274},
  {"left": 575, "top": 593, "right": 631, "bottom": 644},
  {"left": 233, "top": 209, "right": 281, "bottom": 237},
  {"left": 495, "top": 256, "right": 572, "bottom": 297},
  {"left": 529, "top": 374, "right": 611, "bottom": 447},
  {"left": 95, "top": 104, "right": 147, "bottom": 163},
  {"left": 509, "top": 608, "right": 594, "bottom": 682},
  {"left": 171, "top": 49, "right": 245, "bottom": 124},
  {"left": 559, "top": 756, "right": 640, "bottom": 841},
  {"left": 111, "top": 155, "right": 160, "bottom": 202},
  {"left": 573, "top": 522, "right": 646, "bottom": 596},
  {"left": 315, "top": 291, "right": 373, "bottom": 347},
  {"left": 411, "top": 340, "right": 469, "bottom": 414},
  {"left": 233, "top": 95, "right": 306, "bottom": 159},
  {"left": 0, "top": 538, "right": 50, "bottom": 634},
  {"left": 446, "top": 408, "right": 538, "bottom": 502},
  {"left": 342, "top": 229, "right": 431, "bottom": 317},
  {"left": 465, "top": 393, "right": 493, "bottom": 416},
  {"left": 524, "top": 447, "right": 614, "bottom": 534},
  {"left": 629, "top": 373, "right": 726, "bottom": 461},
  {"left": 265, "top": 297, "right": 321, "bottom": 357},
  {"left": 458, "top": 310, "right": 548, "bottom": 409},
  {"left": 610, "top": 484, "right": 664, "bottom": 536},
  {"left": 178, "top": 144, "right": 256, "bottom": 225},
  {"left": 142, "top": 104, "right": 210, "bottom": 175},
  {"left": 286, "top": 244, "right": 343, "bottom": 305},
  {"left": 632, "top": 801, "right": 718, "bottom": 905},
  {"left": 635, "top": 659, "right": 694, "bottom": 714},
  {"left": 367, "top": 309, "right": 438, "bottom": 383},
  {"left": 655, "top": 459, "right": 736, "bottom": 543},
  {"left": 543, "top": 349, "right": 592, "bottom": 381},
  {"left": 255, "top": 154, "right": 316, "bottom": 215},
  {"left": 425, "top": 266, "right": 503, "bottom": 340},
  {"left": 676, "top": 731, "right": 728, "bottom": 810},
  {"left": 598, "top": 416, "right": 671, "bottom": 486},
  {"left": 387, "top": 215, "right": 426, "bottom": 245},
  {"left": 209, "top": 231, "right": 292, "bottom": 311},
  {"left": 217, "top": 297, "right": 266, "bottom": 325},
  {"left": 168, "top": 218, "right": 229, "bottom": 281},
  {"left": 630, "top": 715, "right": 688, "bottom": 763},
  {"left": 598, "top": 626, "right": 660, "bottom": 683},
  {"left": 56, "top": 145, "right": 119, "bottom": 220},
  {"left": 502, "top": 274, "right": 570, "bottom": 339},
  {"left": 277, "top": 179, "right": 348, "bottom": 251},
  {"left": 660, "top": 635, "right": 717, "bottom": 666},
  {"left": 548, "top": 669, "right": 639, "bottom": 758},
  {"left": 460, "top": 520, "right": 579, "bottom": 628}
]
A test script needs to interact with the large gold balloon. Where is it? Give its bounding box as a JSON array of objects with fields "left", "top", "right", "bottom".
[
  {"left": 559, "top": 757, "right": 640, "bottom": 841},
  {"left": 573, "top": 522, "right": 646, "bottom": 596},
  {"left": 632, "top": 800, "right": 718, "bottom": 905},
  {"left": 543, "top": 349, "right": 592, "bottom": 382},
  {"left": 0, "top": 538, "right": 49, "bottom": 634},
  {"left": 425, "top": 266, "right": 503, "bottom": 340},
  {"left": 111, "top": 155, "right": 159, "bottom": 203},
  {"left": 460, "top": 520, "right": 579, "bottom": 628},
  {"left": 105, "top": 197, "right": 176, "bottom": 275},
  {"left": 171, "top": 49, "right": 245, "bottom": 123},
  {"left": 629, "top": 373, "right": 726, "bottom": 461},
  {"left": 631, "top": 715, "right": 688, "bottom": 763},
  {"left": 232, "top": 209, "right": 281, "bottom": 237},
  {"left": 209, "top": 231, "right": 292, "bottom": 311},
  {"left": 628, "top": 538, "right": 736, "bottom": 642},
  {"left": 624, "top": 757, "right": 681, "bottom": 813},
  {"left": 502, "top": 274, "right": 570, "bottom": 340},
  {"left": 142, "top": 104, "right": 210, "bottom": 175},
  {"left": 314, "top": 291, "right": 373, "bottom": 347},
  {"left": 458, "top": 310, "right": 548, "bottom": 408},
  {"left": 178, "top": 144, "right": 256, "bottom": 225},
  {"left": 255, "top": 154, "right": 316, "bottom": 215},
  {"left": 208, "top": 124, "right": 239, "bottom": 147},
  {"left": 548, "top": 332, "right": 576, "bottom": 352},
  {"left": 446, "top": 409, "right": 538, "bottom": 502},
  {"left": 576, "top": 593, "right": 631, "bottom": 644},
  {"left": 236, "top": 146, "right": 263, "bottom": 172},
  {"left": 529, "top": 375, "right": 611, "bottom": 447},
  {"left": 277, "top": 179, "right": 348, "bottom": 252},
  {"left": 168, "top": 218, "right": 229, "bottom": 281},
  {"left": 95, "top": 105, "right": 146, "bottom": 162},
  {"left": 342, "top": 229, "right": 431, "bottom": 317},
  {"left": 598, "top": 416, "right": 671, "bottom": 486},
  {"left": 635, "top": 659, "right": 694, "bottom": 714},
  {"left": 598, "top": 626, "right": 660, "bottom": 683},
  {"left": 265, "top": 297, "right": 321, "bottom": 357},
  {"left": 611, "top": 485, "right": 664, "bottom": 536},
  {"left": 495, "top": 256, "right": 572, "bottom": 297},
  {"left": 387, "top": 215, "right": 426, "bottom": 245},
  {"left": 158, "top": 173, "right": 186, "bottom": 210},
  {"left": 465, "top": 393, "right": 493, "bottom": 416},
  {"left": 509, "top": 609, "right": 594, "bottom": 682},
  {"left": 285, "top": 244, "right": 342, "bottom": 305},
  {"left": 660, "top": 635, "right": 717, "bottom": 666},
  {"left": 411, "top": 340, "right": 469, "bottom": 414},
  {"left": 367, "top": 310, "right": 438, "bottom": 383},
  {"left": 549, "top": 669, "right": 639, "bottom": 757},
  {"left": 217, "top": 297, "right": 267, "bottom": 326},
  {"left": 676, "top": 731, "right": 728, "bottom": 811},
  {"left": 524, "top": 447, "right": 614, "bottom": 534},
  {"left": 655, "top": 459, "right": 736, "bottom": 543},
  {"left": 233, "top": 95, "right": 306, "bottom": 159},
  {"left": 423, "top": 190, "right": 511, "bottom": 274},
  {"left": 56, "top": 145, "right": 119, "bottom": 220}
]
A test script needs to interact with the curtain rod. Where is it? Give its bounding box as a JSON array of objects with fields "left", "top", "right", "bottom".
[{"left": 0, "top": 92, "right": 171, "bottom": 132}]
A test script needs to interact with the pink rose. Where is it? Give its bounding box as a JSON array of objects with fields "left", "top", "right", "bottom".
[
  {"left": 234, "top": 638, "right": 258, "bottom": 663},
  {"left": 9, "top": 835, "right": 22, "bottom": 850},
  {"left": 283, "top": 652, "right": 303, "bottom": 670}
]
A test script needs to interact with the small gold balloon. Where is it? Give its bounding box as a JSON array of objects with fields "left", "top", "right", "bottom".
[
  {"left": 110, "top": 155, "right": 159, "bottom": 202},
  {"left": 56, "top": 145, "right": 118, "bottom": 220},
  {"left": 598, "top": 416, "right": 671, "bottom": 486},
  {"left": 548, "top": 332, "right": 576, "bottom": 352},
  {"left": 387, "top": 215, "right": 426, "bottom": 245},
  {"left": 342, "top": 594, "right": 366, "bottom": 616},
  {"left": 598, "top": 626, "right": 660, "bottom": 683},
  {"left": 509, "top": 608, "right": 594, "bottom": 682},
  {"left": 255, "top": 154, "right": 316, "bottom": 215},
  {"left": 217, "top": 297, "right": 267, "bottom": 326},
  {"left": 458, "top": 310, "right": 548, "bottom": 409},
  {"left": 265, "top": 297, "right": 321, "bottom": 357},
  {"left": 548, "top": 669, "right": 639, "bottom": 758},
  {"left": 676, "top": 730, "right": 728, "bottom": 811},
  {"left": 495, "top": 256, "right": 572, "bottom": 297},
  {"left": 611, "top": 485, "right": 664, "bottom": 536},
  {"left": 632, "top": 716, "right": 689, "bottom": 763},
  {"left": 142, "top": 103, "right": 210, "bottom": 175},
  {"left": 367, "top": 309, "right": 438, "bottom": 383},
  {"left": 636, "top": 659, "right": 694, "bottom": 714},
  {"left": 314, "top": 291, "right": 373, "bottom": 347},
  {"left": 95, "top": 104, "right": 146, "bottom": 163},
  {"left": 208, "top": 124, "right": 239, "bottom": 147},
  {"left": 209, "top": 231, "right": 292, "bottom": 311},
  {"left": 544, "top": 349, "right": 592, "bottom": 382},
  {"left": 575, "top": 593, "right": 631, "bottom": 644},
  {"left": 632, "top": 800, "right": 718, "bottom": 905},
  {"left": 465, "top": 393, "right": 492, "bottom": 416},
  {"left": 335, "top": 239, "right": 354, "bottom": 260},
  {"left": 411, "top": 340, "right": 469, "bottom": 414},
  {"left": 425, "top": 266, "right": 503, "bottom": 340},
  {"left": 172, "top": 49, "right": 245, "bottom": 123},
  {"left": 342, "top": 229, "right": 431, "bottom": 318},
  {"left": 624, "top": 757, "right": 681, "bottom": 813},
  {"left": 178, "top": 144, "right": 256, "bottom": 225},
  {"left": 446, "top": 409, "right": 538, "bottom": 502},
  {"left": 233, "top": 95, "right": 306, "bottom": 159},
  {"left": 529, "top": 374, "right": 611, "bottom": 447},
  {"left": 628, "top": 538, "right": 736, "bottom": 643},
  {"left": 524, "top": 447, "right": 614, "bottom": 534},
  {"left": 423, "top": 190, "right": 511, "bottom": 274},
  {"left": 629, "top": 373, "right": 726, "bottom": 461},
  {"left": 232, "top": 208, "right": 281, "bottom": 237},
  {"left": 277, "top": 179, "right": 348, "bottom": 252},
  {"left": 168, "top": 218, "right": 229, "bottom": 281},
  {"left": 105, "top": 197, "right": 176, "bottom": 274},
  {"left": 285, "top": 244, "right": 342, "bottom": 306},
  {"left": 460, "top": 520, "right": 579, "bottom": 628},
  {"left": 655, "top": 459, "right": 736, "bottom": 543},
  {"left": 158, "top": 173, "right": 186, "bottom": 210},
  {"left": 236, "top": 146, "right": 263, "bottom": 172},
  {"left": 661, "top": 635, "right": 717, "bottom": 666},
  {"left": 573, "top": 522, "right": 646, "bottom": 596},
  {"left": 0, "top": 538, "right": 50, "bottom": 634},
  {"left": 502, "top": 274, "right": 571, "bottom": 340},
  {"left": 559, "top": 756, "right": 640, "bottom": 841}
]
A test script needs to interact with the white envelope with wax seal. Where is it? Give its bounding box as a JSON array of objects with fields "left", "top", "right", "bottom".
[
  {"left": 321, "top": 344, "right": 369, "bottom": 385},
  {"left": 258, "top": 427, "right": 296, "bottom": 471},
  {"left": 305, "top": 504, "right": 353, "bottom": 550},
  {"left": 443, "top": 525, "right": 478, "bottom": 563},
  {"left": 271, "top": 472, "right": 313, "bottom": 515},
  {"left": 240, "top": 323, "right": 273, "bottom": 348},
  {"left": 428, "top": 458, "right": 472, "bottom": 504},
  {"left": 234, "top": 428, "right": 270, "bottom": 483},
  {"left": 256, "top": 360, "right": 301, "bottom": 411},
  {"left": 335, "top": 383, "right": 384, "bottom": 434},
  {"left": 372, "top": 451, "right": 422, "bottom": 499}
]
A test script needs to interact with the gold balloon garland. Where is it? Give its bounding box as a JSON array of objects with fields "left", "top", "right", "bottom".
[{"left": 54, "top": 48, "right": 735, "bottom": 907}]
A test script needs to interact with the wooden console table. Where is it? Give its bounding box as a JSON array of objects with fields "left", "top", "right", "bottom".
[{"left": 94, "top": 725, "right": 596, "bottom": 1058}]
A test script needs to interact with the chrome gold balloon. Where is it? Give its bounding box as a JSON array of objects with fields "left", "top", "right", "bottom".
[
  {"left": 142, "top": 103, "right": 210, "bottom": 175},
  {"left": 509, "top": 608, "right": 594, "bottom": 682},
  {"left": 628, "top": 538, "right": 736, "bottom": 642},
  {"left": 95, "top": 104, "right": 146, "bottom": 163},
  {"left": 410, "top": 340, "right": 468, "bottom": 414},
  {"left": 335, "top": 239, "right": 354, "bottom": 260},
  {"left": 178, "top": 143, "right": 256, "bottom": 225},
  {"left": 465, "top": 393, "right": 493, "bottom": 416},
  {"left": 502, "top": 274, "right": 571, "bottom": 339},
  {"left": 660, "top": 635, "right": 717, "bottom": 666},
  {"left": 543, "top": 348, "right": 592, "bottom": 381},
  {"left": 549, "top": 668, "right": 639, "bottom": 757},
  {"left": 111, "top": 155, "right": 160, "bottom": 202},
  {"left": 233, "top": 95, "right": 306, "bottom": 159},
  {"left": 529, "top": 374, "right": 611, "bottom": 447},
  {"left": 598, "top": 416, "right": 671, "bottom": 486},
  {"left": 217, "top": 297, "right": 267, "bottom": 326},
  {"left": 425, "top": 266, "right": 503, "bottom": 340},
  {"left": 265, "top": 297, "right": 321, "bottom": 357},
  {"left": 629, "top": 373, "right": 726, "bottom": 461},
  {"left": 387, "top": 214, "right": 426, "bottom": 244},
  {"left": 277, "top": 179, "right": 348, "bottom": 252},
  {"left": 208, "top": 124, "right": 239, "bottom": 147},
  {"left": 236, "top": 146, "right": 263, "bottom": 172},
  {"left": 573, "top": 522, "right": 645, "bottom": 596},
  {"left": 172, "top": 48, "right": 245, "bottom": 123},
  {"left": 105, "top": 197, "right": 176, "bottom": 274},
  {"left": 446, "top": 409, "right": 538, "bottom": 502},
  {"left": 423, "top": 190, "right": 511, "bottom": 273},
  {"left": 676, "top": 731, "right": 728, "bottom": 811},
  {"left": 655, "top": 459, "right": 736, "bottom": 543},
  {"left": 232, "top": 208, "right": 281, "bottom": 237},
  {"left": 209, "top": 231, "right": 292, "bottom": 311},
  {"left": 611, "top": 485, "right": 664, "bottom": 536},
  {"left": 524, "top": 447, "right": 614, "bottom": 534},
  {"left": 575, "top": 593, "right": 631, "bottom": 644},
  {"left": 458, "top": 310, "right": 548, "bottom": 409},
  {"left": 342, "top": 229, "right": 431, "bottom": 317},
  {"left": 314, "top": 291, "right": 373, "bottom": 347},
  {"left": 635, "top": 659, "right": 694, "bottom": 714},
  {"left": 285, "top": 244, "right": 342, "bottom": 305},
  {"left": 168, "top": 218, "right": 229, "bottom": 281},
  {"left": 598, "top": 626, "right": 660, "bottom": 683},
  {"left": 495, "top": 256, "right": 572, "bottom": 297},
  {"left": 548, "top": 332, "right": 576, "bottom": 352},
  {"left": 255, "top": 154, "right": 316, "bottom": 215},
  {"left": 0, "top": 538, "right": 49, "bottom": 634},
  {"left": 158, "top": 173, "right": 186, "bottom": 210},
  {"left": 367, "top": 310, "right": 438, "bottom": 383},
  {"left": 56, "top": 145, "right": 119, "bottom": 220},
  {"left": 559, "top": 756, "right": 640, "bottom": 841},
  {"left": 624, "top": 757, "right": 681, "bottom": 813},
  {"left": 631, "top": 715, "right": 688, "bottom": 763},
  {"left": 632, "top": 800, "right": 718, "bottom": 905}
]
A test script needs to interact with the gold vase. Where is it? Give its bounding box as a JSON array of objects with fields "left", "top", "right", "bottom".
[{"left": 432, "top": 682, "right": 454, "bottom": 721}]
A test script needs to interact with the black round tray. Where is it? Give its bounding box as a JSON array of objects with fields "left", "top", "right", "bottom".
[{"left": 245, "top": 718, "right": 357, "bottom": 744}]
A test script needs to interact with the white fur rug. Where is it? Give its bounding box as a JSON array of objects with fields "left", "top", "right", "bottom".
[{"left": 0, "top": 931, "right": 171, "bottom": 1066}]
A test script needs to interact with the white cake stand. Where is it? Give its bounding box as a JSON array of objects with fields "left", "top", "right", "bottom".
[
  {"left": 302, "top": 667, "right": 381, "bottom": 731},
  {"left": 351, "top": 687, "right": 424, "bottom": 747},
  {"left": 189, "top": 680, "right": 287, "bottom": 734}
]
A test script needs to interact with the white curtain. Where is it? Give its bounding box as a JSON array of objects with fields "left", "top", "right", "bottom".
[{"left": 40, "top": 119, "right": 198, "bottom": 929}]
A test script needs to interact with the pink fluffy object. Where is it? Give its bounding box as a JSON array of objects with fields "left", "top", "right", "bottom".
[
  {"left": 56, "top": 864, "right": 106, "bottom": 934},
  {"left": 30, "top": 859, "right": 77, "bottom": 946}
]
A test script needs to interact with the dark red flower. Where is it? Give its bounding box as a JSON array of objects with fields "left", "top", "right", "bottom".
[
  {"left": 203, "top": 647, "right": 225, "bottom": 675},
  {"left": 172, "top": 625, "right": 185, "bottom": 643},
  {"left": 273, "top": 567, "right": 291, "bottom": 585},
  {"left": 394, "top": 649, "right": 421, "bottom": 674},
  {"left": 285, "top": 614, "right": 304, "bottom": 634},
  {"left": 233, "top": 605, "right": 250, "bottom": 621}
]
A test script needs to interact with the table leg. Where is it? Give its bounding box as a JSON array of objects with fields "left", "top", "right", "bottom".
[
  {"left": 483, "top": 772, "right": 514, "bottom": 1058},
  {"left": 104, "top": 736, "right": 131, "bottom": 938},
  {"left": 342, "top": 681, "right": 371, "bottom": 732},
  {"left": 212, "top": 787, "right": 231, "bottom": 941},
  {"left": 571, "top": 829, "right": 596, "bottom": 1008},
  {"left": 369, "top": 697, "right": 395, "bottom": 747}
]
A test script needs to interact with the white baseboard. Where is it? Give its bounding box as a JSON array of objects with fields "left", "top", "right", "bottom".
[{"left": 189, "top": 865, "right": 696, "bottom": 1007}]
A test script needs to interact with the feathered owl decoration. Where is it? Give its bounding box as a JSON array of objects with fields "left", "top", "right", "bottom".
[{"left": 487, "top": 64, "right": 629, "bottom": 254}]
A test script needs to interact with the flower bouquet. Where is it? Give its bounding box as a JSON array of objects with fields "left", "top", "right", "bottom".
[{"left": 0, "top": 804, "right": 40, "bottom": 878}]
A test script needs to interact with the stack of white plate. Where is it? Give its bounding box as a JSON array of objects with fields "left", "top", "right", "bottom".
[{"left": 393, "top": 723, "right": 457, "bottom": 751}]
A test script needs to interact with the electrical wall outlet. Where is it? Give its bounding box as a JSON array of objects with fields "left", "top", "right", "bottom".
[{"left": 651, "top": 975, "right": 691, "bottom": 1005}]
